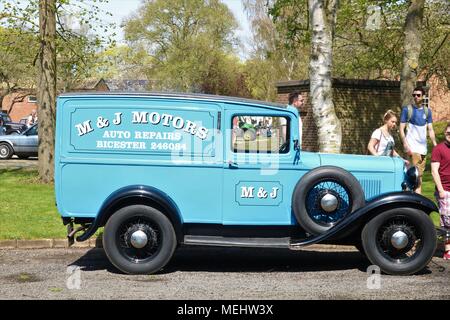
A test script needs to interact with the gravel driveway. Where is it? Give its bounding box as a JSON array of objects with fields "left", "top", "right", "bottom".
[{"left": 0, "top": 246, "right": 448, "bottom": 300}]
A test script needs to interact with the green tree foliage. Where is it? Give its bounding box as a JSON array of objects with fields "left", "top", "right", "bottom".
[
  {"left": 243, "top": 0, "right": 309, "bottom": 101},
  {"left": 418, "top": 0, "right": 449, "bottom": 83},
  {"left": 333, "top": 0, "right": 448, "bottom": 82},
  {"left": 267, "top": 0, "right": 449, "bottom": 82},
  {"left": 0, "top": 26, "right": 38, "bottom": 101},
  {"left": 0, "top": 0, "right": 115, "bottom": 93},
  {"left": 1, "top": 0, "right": 114, "bottom": 182},
  {"left": 91, "top": 45, "right": 149, "bottom": 80},
  {"left": 123, "top": 0, "right": 246, "bottom": 95}
]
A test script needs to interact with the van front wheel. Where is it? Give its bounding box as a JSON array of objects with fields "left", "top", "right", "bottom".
[
  {"left": 361, "top": 208, "right": 436, "bottom": 275},
  {"left": 103, "top": 205, "right": 176, "bottom": 274}
]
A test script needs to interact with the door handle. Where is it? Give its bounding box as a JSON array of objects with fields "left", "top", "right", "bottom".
[{"left": 294, "top": 139, "right": 300, "bottom": 151}]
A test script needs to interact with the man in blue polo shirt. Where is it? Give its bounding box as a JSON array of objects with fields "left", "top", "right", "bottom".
[{"left": 399, "top": 87, "right": 437, "bottom": 194}]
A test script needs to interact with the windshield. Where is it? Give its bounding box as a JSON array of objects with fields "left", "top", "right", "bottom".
[{"left": 24, "top": 125, "right": 38, "bottom": 136}]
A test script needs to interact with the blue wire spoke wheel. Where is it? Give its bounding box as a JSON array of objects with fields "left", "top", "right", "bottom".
[
  {"left": 305, "top": 180, "right": 352, "bottom": 227},
  {"left": 292, "top": 166, "right": 365, "bottom": 236}
]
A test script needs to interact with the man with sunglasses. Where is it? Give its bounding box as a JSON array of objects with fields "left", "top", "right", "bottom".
[
  {"left": 399, "top": 87, "right": 437, "bottom": 194},
  {"left": 431, "top": 123, "right": 450, "bottom": 260}
]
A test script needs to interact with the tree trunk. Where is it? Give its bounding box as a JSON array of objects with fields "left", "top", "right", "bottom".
[
  {"left": 400, "top": 0, "right": 425, "bottom": 106},
  {"left": 308, "top": 0, "right": 342, "bottom": 153},
  {"left": 37, "top": 0, "right": 57, "bottom": 183}
]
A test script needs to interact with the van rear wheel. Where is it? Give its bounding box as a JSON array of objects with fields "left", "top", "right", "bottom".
[{"left": 103, "top": 205, "right": 176, "bottom": 274}]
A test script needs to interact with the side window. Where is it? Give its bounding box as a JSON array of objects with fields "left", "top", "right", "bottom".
[
  {"left": 26, "top": 126, "right": 38, "bottom": 136},
  {"left": 231, "top": 115, "right": 290, "bottom": 154}
]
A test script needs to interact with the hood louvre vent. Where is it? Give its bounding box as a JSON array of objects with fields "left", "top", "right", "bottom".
[{"left": 360, "top": 179, "right": 381, "bottom": 199}]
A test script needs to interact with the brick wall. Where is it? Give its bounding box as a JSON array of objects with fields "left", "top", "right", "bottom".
[
  {"left": 276, "top": 79, "right": 426, "bottom": 154},
  {"left": 428, "top": 75, "right": 450, "bottom": 122},
  {"left": 2, "top": 92, "right": 37, "bottom": 122}
]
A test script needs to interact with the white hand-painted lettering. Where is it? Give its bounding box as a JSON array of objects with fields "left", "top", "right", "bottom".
[
  {"left": 270, "top": 187, "right": 279, "bottom": 199},
  {"left": 184, "top": 120, "right": 197, "bottom": 135},
  {"left": 102, "top": 131, "right": 131, "bottom": 139},
  {"left": 96, "top": 140, "right": 146, "bottom": 150},
  {"left": 77, "top": 112, "right": 209, "bottom": 140},
  {"left": 132, "top": 111, "right": 149, "bottom": 124},
  {"left": 161, "top": 114, "right": 173, "bottom": 126},
  {"left": 240, "top": 185, "right": 280, "bottom": 200},
  {"left": 134, "top": 131, "right": 181, "bottom": 141},
  {"left": 241, "top": 187, "right": 255, "bottom": 198},
  {"left": 257, "top": 187, "right": 268, "bottom": 198},
  {"left": 97, "top": 116, "right": 109, "bottom": 129},
  {"left": 149, "top": 112, "right": 161, "bottom": 125},
  {"left": 75, "top": 120, "right": 94, "bottom": 136},
  {"left": 113, "top": 112, "right": 122, "bottom": 125},
  {"left": 173, "top": 116, "right": 184, "bottom": 129}
]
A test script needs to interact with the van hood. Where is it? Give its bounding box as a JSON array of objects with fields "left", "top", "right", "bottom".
[
  {"left": 318, "top": 153, "right": 402, "bottom": 173},
  {"left": 317, "top": 152, "right": 406, "bottom": 196}
]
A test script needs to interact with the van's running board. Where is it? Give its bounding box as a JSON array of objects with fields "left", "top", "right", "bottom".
[{"left": 183, "top": 235, "right": 291, "bottom": 249}]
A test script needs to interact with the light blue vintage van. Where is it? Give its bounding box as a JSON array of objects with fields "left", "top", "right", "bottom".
[{"left": 55, "top": 92, "right": 438, "bottom": 275}]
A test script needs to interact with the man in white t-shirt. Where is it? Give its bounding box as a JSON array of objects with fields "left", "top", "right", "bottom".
[
  {"left": 399, "top": 87, "right": 437, "bottom": 194},
  {"left": 27, "top": 109, "right": 37, "bottom": 127}
]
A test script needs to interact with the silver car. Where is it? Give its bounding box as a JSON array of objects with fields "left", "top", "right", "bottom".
[{"left": 0, "top": 124, "right": 38, "bottom": 159}]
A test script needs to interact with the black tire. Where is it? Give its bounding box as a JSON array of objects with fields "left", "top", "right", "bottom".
[
  {"left": 103, "top": 205, "right": 177, "bottom": 275},
  {"left": 0, "top": 143, "right": 13, "bottom": 160},
  {"left": 292, "top": 166, "right": 365, "bottom": 235},
  {"left": 361, "top": 208, "right": 437, "bottom": 276}
]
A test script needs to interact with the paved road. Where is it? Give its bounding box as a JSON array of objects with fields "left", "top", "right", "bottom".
[
  {"left": 0, "top": 246, "right": 448, "bottom": 300},
  {"left": 0, "top": 157, "right": 37, "bottom": 170}
]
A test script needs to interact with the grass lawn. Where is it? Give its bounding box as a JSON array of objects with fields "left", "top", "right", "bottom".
[{"left": 0, "top": 168, "right": 66, "bottom": 239}]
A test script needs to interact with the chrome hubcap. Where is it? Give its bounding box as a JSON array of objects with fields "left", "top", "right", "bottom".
[
  {"left": 130, "top": 230, "right": 148, "bottom": 249},
  {"left": 390, "top": 231, "right": 409, "bottom": 249},
  {"left": 320, "top": 193, "right": 338, "bottom": 212}
]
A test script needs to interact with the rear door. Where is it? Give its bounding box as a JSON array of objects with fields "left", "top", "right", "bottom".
[{"left": 56, "top": 96, "right": 224, "bottom": 222}]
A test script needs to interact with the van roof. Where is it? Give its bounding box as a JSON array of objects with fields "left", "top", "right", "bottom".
[{"left": 58, "top": 91, "right": 287, "bottom": 110}]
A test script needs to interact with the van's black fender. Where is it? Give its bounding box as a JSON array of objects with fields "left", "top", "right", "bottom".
[
  {"left": 290, "top": 191, "right": 438, "bottom": 247},
  {"left": 76, "top": 185, "right": 183, "bottom": 242}
]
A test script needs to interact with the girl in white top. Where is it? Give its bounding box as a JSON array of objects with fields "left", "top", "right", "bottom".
[{"left": 368, "top": 110, "right": 405, "bottom": 160}]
